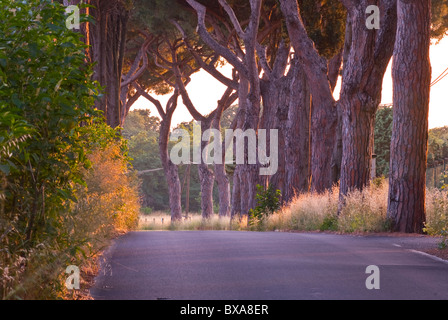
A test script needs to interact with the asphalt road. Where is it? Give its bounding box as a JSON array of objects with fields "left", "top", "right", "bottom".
[{"left": 90, "top": 231, "right": 448, "bottom": 300}]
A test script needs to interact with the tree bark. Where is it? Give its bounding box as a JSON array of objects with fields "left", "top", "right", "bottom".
[
  {"left": 387, "top": 0, "right": 431, "bottom": 233},
  {"left": 212, "top": 117, "right": 231, "bottom": 217},
  {"left": 85, "top": 0, "right": 130, "bottom": 128},
  {"left": 259, "top": 49, "right": 311, "bottom": 203},
  {"left": 338, "top": 0, "right": 397, "bottom": 203},
  {"left": 187, "top": 0, "right": 263, "bottom": 215},
  {"left": 159, "top": 112, "right": 183, "bottom": 222},
  {"left": 135, "top": 83, "right": 183, "bottom": 221},
  {"left": 198, "top": 119, "right": 215, "bottom": 219},
  {"left": 231, "top": 103, "right": 245, "bottom": 218},
  {"left": 279, "top": 0, "right": 337, "bottom": 193},
  {"left": 284, "top": 59, "right": 311, "bottom": 202}
]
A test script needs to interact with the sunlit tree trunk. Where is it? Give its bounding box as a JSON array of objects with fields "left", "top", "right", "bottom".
[
  {"left": 338, "top": 0, "right": 397, "bottom": 204},
  {"left": 387, "top": 0, "right": 431, "bottom": 233}
]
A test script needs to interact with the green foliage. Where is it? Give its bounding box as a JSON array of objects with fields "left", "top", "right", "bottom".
[
  {"left": 298, "top": 0, "right": 346, "bottom": 59},
  {"left": 123, "top": 109, "right": 172, "bottom": 211},
  {"left": 374, "top": 104, "right": 448, "bottom": 189},
  {"left": 124, "top": 109, "right": 240, "bottom": 213},
  {"left": 0, "top": 0, "right": 138, "bottom": 299},
  {"left": 425, "top": 189, "right": 448, "bottom": 249},
  {"left": 319, "top": 214, "right": 338, "bottom": 231},
  {"left": 431, "top": 0, "right": 448, "bottom": 42},
  {"left": 131, "top": 0, "right": 197, "bottom": 36},
  {"left": 249, "top": 184, "right": 281, "bottom": 230},
  {"left": 428, "top": 126, "right": 448, "bottom": 167},
  {"left": 126, "top": 0, "right": 205, "bottom": 95},
  {"left": 374, "top": 105, "right": 393, "bottom": 177}
]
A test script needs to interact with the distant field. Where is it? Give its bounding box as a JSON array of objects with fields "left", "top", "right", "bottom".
[{"left": 138, "top": 212, "right": 237, "bottom": 231}]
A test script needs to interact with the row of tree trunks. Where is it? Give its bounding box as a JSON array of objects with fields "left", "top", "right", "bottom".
[
  {"left": 90, "top": 0, "right": 130, "bottom": 128},
  {"left": 65, "top": 0, "right": 130, "bottom": 128},
  {"left": 259, "top": 47, "right": 312, "bottom": 203},
  {"left": 279, "top": 0, "right": 338, "bottom": 194}
]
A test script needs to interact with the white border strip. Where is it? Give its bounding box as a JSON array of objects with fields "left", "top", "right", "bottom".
[{"left": 408, "top": 249, "right": 448, "bottom": 265}]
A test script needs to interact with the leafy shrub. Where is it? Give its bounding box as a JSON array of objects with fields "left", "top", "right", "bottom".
[
  {"left": 319, "top": 214, "right": 338, "bottom": 231},
  {"left": 0, "top": 0, "right": 139, "bottom": 299},
  {"left": 425, "top": 188, "right": 448, "bottom": 249},
  {"left": 249, "top": 184, "right": 281, "bottom": 230}
]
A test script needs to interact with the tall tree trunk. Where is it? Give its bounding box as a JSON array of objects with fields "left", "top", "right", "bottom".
[
  {"left": 309, "top": 97, "right": 338, "bottom": 193},
  {"left": 284, "top": 60, "right": 311, "bottom": 202},
  {"left": 260, "top": 78, "right": 284, "bottom": 195},
  {"left": 213, "top": 128, "right": 231, "bottom": 217},
  {"left": 387, "top": 0, "right": 431, "bottom": 233},
  {"left": 159, "top": 117, "right": 183, "bottom": 222},
  {"left": 231, "top": 102, "right": 245, "bottom": 218},
  {"left": 212, "top": 109, "right": 232, "bottom": 218},
  {"left": 198, "top": 120, "right": 215, "bottom": 219},
  {"left": 136, "top": 83, "right": 183, "bottom": 221},
  {"left": 338, "top": 0, "right": 397, "bottom": 204},
  {"left": 329, "top": 50, "right": 343, "bottom": 186}
]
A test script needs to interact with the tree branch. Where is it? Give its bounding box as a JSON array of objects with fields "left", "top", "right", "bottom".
[
  {"left": 218, "top": 0, "right": 246, "bottom": 39},
  {"left": 121, "top": 38, "right": 151, "bottom": 88},
  {"left": 256, "top": 43, "right": 273, "bottom": 80},
  {"left": 186, "top": 0, "right": 249, "bottom": 78},
  {"left": 170, "top": 19, "right": 239, "bottom": 90},
  {"left": 133, "top": 81, "right": 166, "bottom": 119},
  {"left": 279, "top": 0, "right": 334, "bottom": 103}
]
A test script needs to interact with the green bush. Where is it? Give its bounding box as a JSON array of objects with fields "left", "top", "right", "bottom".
[
  {"left": 0, "top": 0, "right": 139, "bottom": 299},
  {"left": 425, "top": 189, "right": 448, "bottom": 249},
  {"left": 319, "top": 214, "right": 338, "bottom": 231},
  {"left": 249, "top": 184, "right": 281, "bottom": 230}
]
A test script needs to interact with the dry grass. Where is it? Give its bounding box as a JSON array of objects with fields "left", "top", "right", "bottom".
[
  {"left": 138, "top": 212, "right": 236, "bottom": 231},
  {"left": 338, "top": 181, "right": 390, "bottom": 233},
  {"left": 265, "top": 179, "right": 448, "bottom": 235}
]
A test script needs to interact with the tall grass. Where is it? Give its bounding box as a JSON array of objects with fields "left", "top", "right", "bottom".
[
  {"left": 139, "top": 212, "right": 235, "bottom": 231},
  {"left": 267, "top": 179, "right": 447, "bottom": 234},
  {"left": 425, "top": 188, "right": 448, "bottom": 244}
]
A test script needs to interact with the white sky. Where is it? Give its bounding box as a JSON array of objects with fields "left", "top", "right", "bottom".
[{"left": 132, "top": 36, "right": 448, "bottom": 129}]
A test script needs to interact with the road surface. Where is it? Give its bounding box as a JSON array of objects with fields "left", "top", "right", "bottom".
[{"left": 90, "top": 231, "right": 448, "bottom": 300}]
